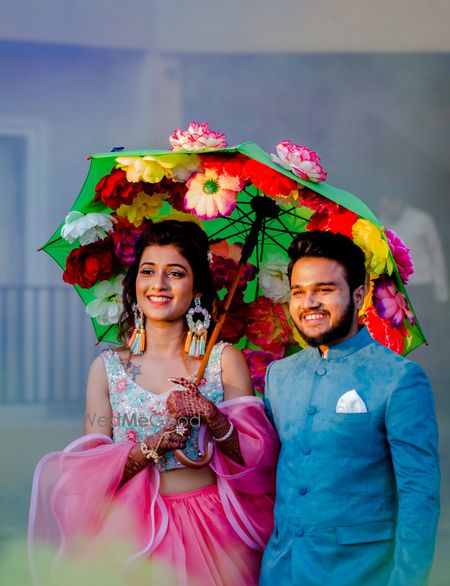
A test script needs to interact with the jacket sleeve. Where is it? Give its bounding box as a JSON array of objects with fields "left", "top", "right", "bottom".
[{"left": 385, "top": 362, "right": 440, "bottom": 586}]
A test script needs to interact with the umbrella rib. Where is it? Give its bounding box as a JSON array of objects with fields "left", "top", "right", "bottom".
[
  {"left": 270, "top": 215, "right": 298, "bottom": 239},
  {"left": 278, "top": 207, "right": 311, "bottom": 223}
]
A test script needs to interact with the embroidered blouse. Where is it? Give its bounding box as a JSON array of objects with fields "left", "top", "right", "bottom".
[{"left": 102, "top": 341, "right": 229, "bottom": 472}]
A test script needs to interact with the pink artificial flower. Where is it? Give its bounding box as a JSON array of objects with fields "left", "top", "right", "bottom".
[
  {"left": 169, "top": 122, "right": 228, "bottom": 152},
  {"left": 271, "top": 140, "right": 327, "bottom": 183},
  {"left": 112, "top": 215, "right": 147, "bottom": 265},
  {"left": 210, "top": 253, "right": 256, "bottom": 292},
  {"left": 126, "top": 429, "right": 138, "bottom": 442},
  {"left": 373, "top": 276, "right": 415, "bottom": 328},
  {"left": 184, "top": 168, "right": 242, "bottom": 219},
  {"left": 246, "top": 296, "right": 295, "bottom": 358},
  {"left": 242, "top": 349, "right": 277, "bottom": 394},
  {"left": 385, "top": 229, "right": 414, "bottom": 285}
]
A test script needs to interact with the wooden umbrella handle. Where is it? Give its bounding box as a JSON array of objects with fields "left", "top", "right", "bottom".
[{"left": 173, "top": 263, "right": 246, "bottom": 468}]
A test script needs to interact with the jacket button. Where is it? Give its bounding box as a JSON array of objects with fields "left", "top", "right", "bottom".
[
  {"left": 307, "top": 406, "right": 317, "bottom": 415},
  {"left": 298, "top": 486, "right": 308, "bottom": 495},
  {"left": 316, "top": 367, "right": 327, "bottom": 376},
  {"left": 295, "top": 528, "right": 305, "bottom": 537},
  {"left": 302, "top": 446, "right": 312, "bottom": 455}
]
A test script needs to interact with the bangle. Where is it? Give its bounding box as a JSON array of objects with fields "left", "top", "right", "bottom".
[
  {"left": 140, "top": 441, "right": 160, "bottom": 464},
  {"left": 212, "top": 421, "right": 234, "bottom": 443}
]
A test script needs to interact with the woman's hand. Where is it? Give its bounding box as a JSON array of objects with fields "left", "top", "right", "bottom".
[
  {"left": 166, "top": 378, "right": 218, "bottom": 424},
  {"left": 143, "top": 419, "right": 191, "bottom": 456}
]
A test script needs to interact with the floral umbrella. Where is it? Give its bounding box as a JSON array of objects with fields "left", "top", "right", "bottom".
[{"left": 41, "top": 122, "right": 423, "bottom": 395}]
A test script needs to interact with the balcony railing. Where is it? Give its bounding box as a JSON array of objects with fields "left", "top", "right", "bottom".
[{"left": 0, "top": 286, "right": 106, "bottom": 405}]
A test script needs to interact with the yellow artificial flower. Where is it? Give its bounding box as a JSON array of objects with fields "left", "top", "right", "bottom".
[
  {"left": 359, "top": 278, "right": 375, "bottom": 317},
  {"left": 116, "top": 154, "right": 201, "bottom": 184},
  {"left": 293, "top": 326, "right": 308, "bottom": 349},
  {"left": 116, "top": 192, "right": 167, "bottom": 227},
  {"left": 352, "top": 219, "right": 393, "bottom": 276}
]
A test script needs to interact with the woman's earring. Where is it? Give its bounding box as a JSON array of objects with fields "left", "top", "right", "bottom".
[
  {"left": 127, "top": 305, "right": 146, "bottom": 356},
  {"left": 185, "top": 297, "right": 211, "bottom": 358}
]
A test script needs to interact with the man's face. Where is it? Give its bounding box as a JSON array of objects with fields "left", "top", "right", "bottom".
[{"left": 289, "top": 257, "right": 364, "bottom": 348}]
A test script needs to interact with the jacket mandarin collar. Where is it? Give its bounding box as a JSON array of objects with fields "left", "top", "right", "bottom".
[{"left": 305, "top": 326, "right": 373, "bottom": 361}]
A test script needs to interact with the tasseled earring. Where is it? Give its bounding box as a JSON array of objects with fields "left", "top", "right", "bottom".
[
  {"left": 127, "top": 306, "right": 146, "bottom": 356},
  {"left": 185, "top": 297, "right": 211, "bottom": 358}
]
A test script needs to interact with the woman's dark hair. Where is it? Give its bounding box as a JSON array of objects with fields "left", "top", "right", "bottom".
[
  {"left": 287, "top": 230, "right": 366, "bottom": 292},
  {"left": 118, "top": 220, "right": 218, "bottom": 343}
]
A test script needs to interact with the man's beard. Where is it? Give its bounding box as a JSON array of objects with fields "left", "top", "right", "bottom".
[{"left": 294, "top": 298, "right": 355, "bottom": 348}]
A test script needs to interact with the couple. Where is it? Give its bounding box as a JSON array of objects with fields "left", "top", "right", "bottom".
[{"left": 29, "top": 220, "right": 440, "bottom": 585}]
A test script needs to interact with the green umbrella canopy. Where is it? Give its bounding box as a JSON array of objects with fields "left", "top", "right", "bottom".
[{"left": 41, "top": 141, "right": 424, "bottom": 359}]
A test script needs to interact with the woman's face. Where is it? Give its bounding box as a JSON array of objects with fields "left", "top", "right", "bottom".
[{"left": 135, "top": 245, "right": 195, "bottom": 324}]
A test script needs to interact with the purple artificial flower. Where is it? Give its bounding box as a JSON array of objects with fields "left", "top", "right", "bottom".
[{"left": 373, "top": 275, "right": 415, "bottom": 328}]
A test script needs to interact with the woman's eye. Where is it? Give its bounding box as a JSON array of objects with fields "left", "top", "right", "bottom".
[
  {"left": 141, "top": 268, "right": 154, "bottom": 275},
  {"left": 168, "top": 270, "right": 184, "bottom": 278}
]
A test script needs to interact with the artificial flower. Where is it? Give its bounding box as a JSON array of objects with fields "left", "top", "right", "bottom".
[
  {"left": 116, "top": 156, "right": 170, "bottom": 184},
  {"left": 143, "top": 154, "right": 201, "bottom": 182},
  {"left": 202, "top": 153, "right": 248, "bottom": 179},
  {"left": 373, "top": 275, "right": 415, "bottom": 328},
  {"left": 169, "top": 122, "right": 227, "bottom": 151},
  {"left": 61, "top": 211, "right": 117, "bottom": 245},
  {"left": 242, "top": 349, "right": 278, "bottom": 395},
  {"left": 184, "top": 168, "right": 243, "bottom": 220},
  {"left": 242, "top": 159, "right": 298, "bottom": 198},
  {"left": 210, "top": 240, "right": 244, "bottom": 263},
  {"left": 116, "top": 192, "right": 167, "bottom": 227},
  {"left": 246, "top": 296, "right": 294, "bottom": 358},
  {"left": 210, "top": 254, "right": 256, "bottom": 292},
  {"left": 363, "top": 306, "right": 404, "bottom": 354},
  {"left": 359, "top": 278, "right": 375, "bottom": 316},
  {"left": 94, "top": 168, "right": 142, "bottom": 210},
  {"left": 271, "top": 140, "right": 327, "bottom": 183},
  {"left": 385, "top": 228, "right": 414, "bottom": 285},
  {"left": 352, "top": 219, "right": 393, "bottom": 276},
  {"left": 220, "top": 292, "right": 249, "bottom": 343},
  {"left": 112, "top": 216, "right": 147, "bottom": 265},
  {"left": 307, "top": 208, "right": 359, "bottom": 239},
  {"left": 258, "top": 256, "right": 291, "bottom": 303},
  {"left": 86, "top": 273, "right": 125, "bottom": 325},
  {"left": 301, "top": 190, "right": 340, "bottom": 214},
  {"left": 63, "top": 239, "right": 117, "bottom": 289}
]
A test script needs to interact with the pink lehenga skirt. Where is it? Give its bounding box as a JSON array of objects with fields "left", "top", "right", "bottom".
[{"left": 151, "top": 484, "right": 262, "bottom": 586}]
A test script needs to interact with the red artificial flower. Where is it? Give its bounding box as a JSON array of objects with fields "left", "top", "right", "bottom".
[
  {"left": 63, "top": 239, "right": 117, "bottom": 289},
  {"left": 300, "top": 190, "right": 340, "bottom": 214},
  {"left": 201, "top": 153, "right": 248, "bottom": 179},
  {"left": 166, "top": 181, "right": 188, "bottom": 212},
  {"left": 112, "top": 215, "right": 147, "bottom": 265},
  {"left": 363, "top": 306, "right": 404, "bottom": 354},
  {"left": 220, "top": 292, "right": 249, "bottom": 344},
  {"left": 210, "top": 254, "right": 256, "bottom": 292},
  {"left": 246, "top": 296, "right": 294, "bottom": 358},
  {"left": 95, "top": 168, "right": 143, "bottom": 210},
  {"left": 242, "top": 159, "right": 298, "bottom": 198},
  {"left": 307, "top": 208, "right": 359, "bottom": 238},
  {"left": 242, "top": 349, "right": 277, "bottom": 395}
]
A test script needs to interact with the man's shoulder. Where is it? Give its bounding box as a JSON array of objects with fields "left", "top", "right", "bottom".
[
  {"left": 267, "top": 348, "right": 311, "bottom": 376},
  {"left": 361, "top": 336, "right": 429, "bottom": 381}
]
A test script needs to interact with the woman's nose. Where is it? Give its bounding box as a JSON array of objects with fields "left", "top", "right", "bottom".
[{"left": 151, "top": 271, "right": 168, "bottom": 290}]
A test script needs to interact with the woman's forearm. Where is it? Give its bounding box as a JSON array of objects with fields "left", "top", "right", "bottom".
[{"left": 205, "top": 406, "right": 244, "bottom": 466}]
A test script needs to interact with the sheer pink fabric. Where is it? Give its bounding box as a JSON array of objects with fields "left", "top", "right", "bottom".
[{"left": 28, "top": 397, "right": 278, "bottom": 586}]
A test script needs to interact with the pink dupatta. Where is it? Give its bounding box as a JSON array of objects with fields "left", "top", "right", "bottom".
[{"left": 28, "top": 396, "right": 279, "bottom": 584}]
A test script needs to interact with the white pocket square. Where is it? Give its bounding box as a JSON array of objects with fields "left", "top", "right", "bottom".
[{"left": 335, "top": 390, "right": 368, "bottom": 413}]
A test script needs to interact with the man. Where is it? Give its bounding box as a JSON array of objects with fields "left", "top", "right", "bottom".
[{"left": 259, "top": 230, "right": 440, "bottom": 586}]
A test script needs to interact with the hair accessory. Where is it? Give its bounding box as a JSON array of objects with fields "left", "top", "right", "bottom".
[
  {"left": 185, "top": 296, "right": 211, "bottom": 357},
  {"left": 127, "top": 305, "right": 146, "bottom": 355},
  {"left": 212, "top": 421, "right": 234, "bottom": 443},
  {"left": 207, "top": 250, "right": 213, "bottom": 265}
]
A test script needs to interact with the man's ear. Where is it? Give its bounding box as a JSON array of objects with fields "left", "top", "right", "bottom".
[{"left": 353, "top": 283, "right": 367, "bottom": 311}]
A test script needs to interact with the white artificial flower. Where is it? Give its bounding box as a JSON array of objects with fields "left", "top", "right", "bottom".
[
  {"left": 258, "top": 256, "right": 291, "bottom": 304},
  {"left": 86, "top": 274, "right": 125, "bottom": 325},
  {"left": 61, "top": 211, "right": 116, "bottom": 245}
]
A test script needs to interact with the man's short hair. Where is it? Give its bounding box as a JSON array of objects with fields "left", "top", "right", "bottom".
[{"left": 288, "top": 230, "right": 366, "bottom": 292}]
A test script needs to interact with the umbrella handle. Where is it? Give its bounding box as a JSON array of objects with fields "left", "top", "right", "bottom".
[{"left": 173, "top": 428, "right": 215, "bottom": 468}]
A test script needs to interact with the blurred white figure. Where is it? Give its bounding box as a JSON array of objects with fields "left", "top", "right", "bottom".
[{"left": 379, "top": 196, "right": 449, "bottom": 303}]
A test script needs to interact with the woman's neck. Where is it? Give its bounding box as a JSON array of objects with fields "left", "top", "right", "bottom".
[{"left": 144, "top": 319, "right": 186, "bottom": 358}]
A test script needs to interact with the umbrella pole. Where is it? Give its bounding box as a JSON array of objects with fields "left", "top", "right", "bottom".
[{"left": 195, "top": 262, "right": 246, "bottom": 384}]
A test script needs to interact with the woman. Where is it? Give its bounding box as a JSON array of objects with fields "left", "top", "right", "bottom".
[{"left": 29, "top": 220, "right": 279, "bottom": 586}]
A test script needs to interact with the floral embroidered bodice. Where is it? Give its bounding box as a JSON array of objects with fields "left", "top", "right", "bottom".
[{"left": 102, "top": 341, "right": 228, "bottom": 472}]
